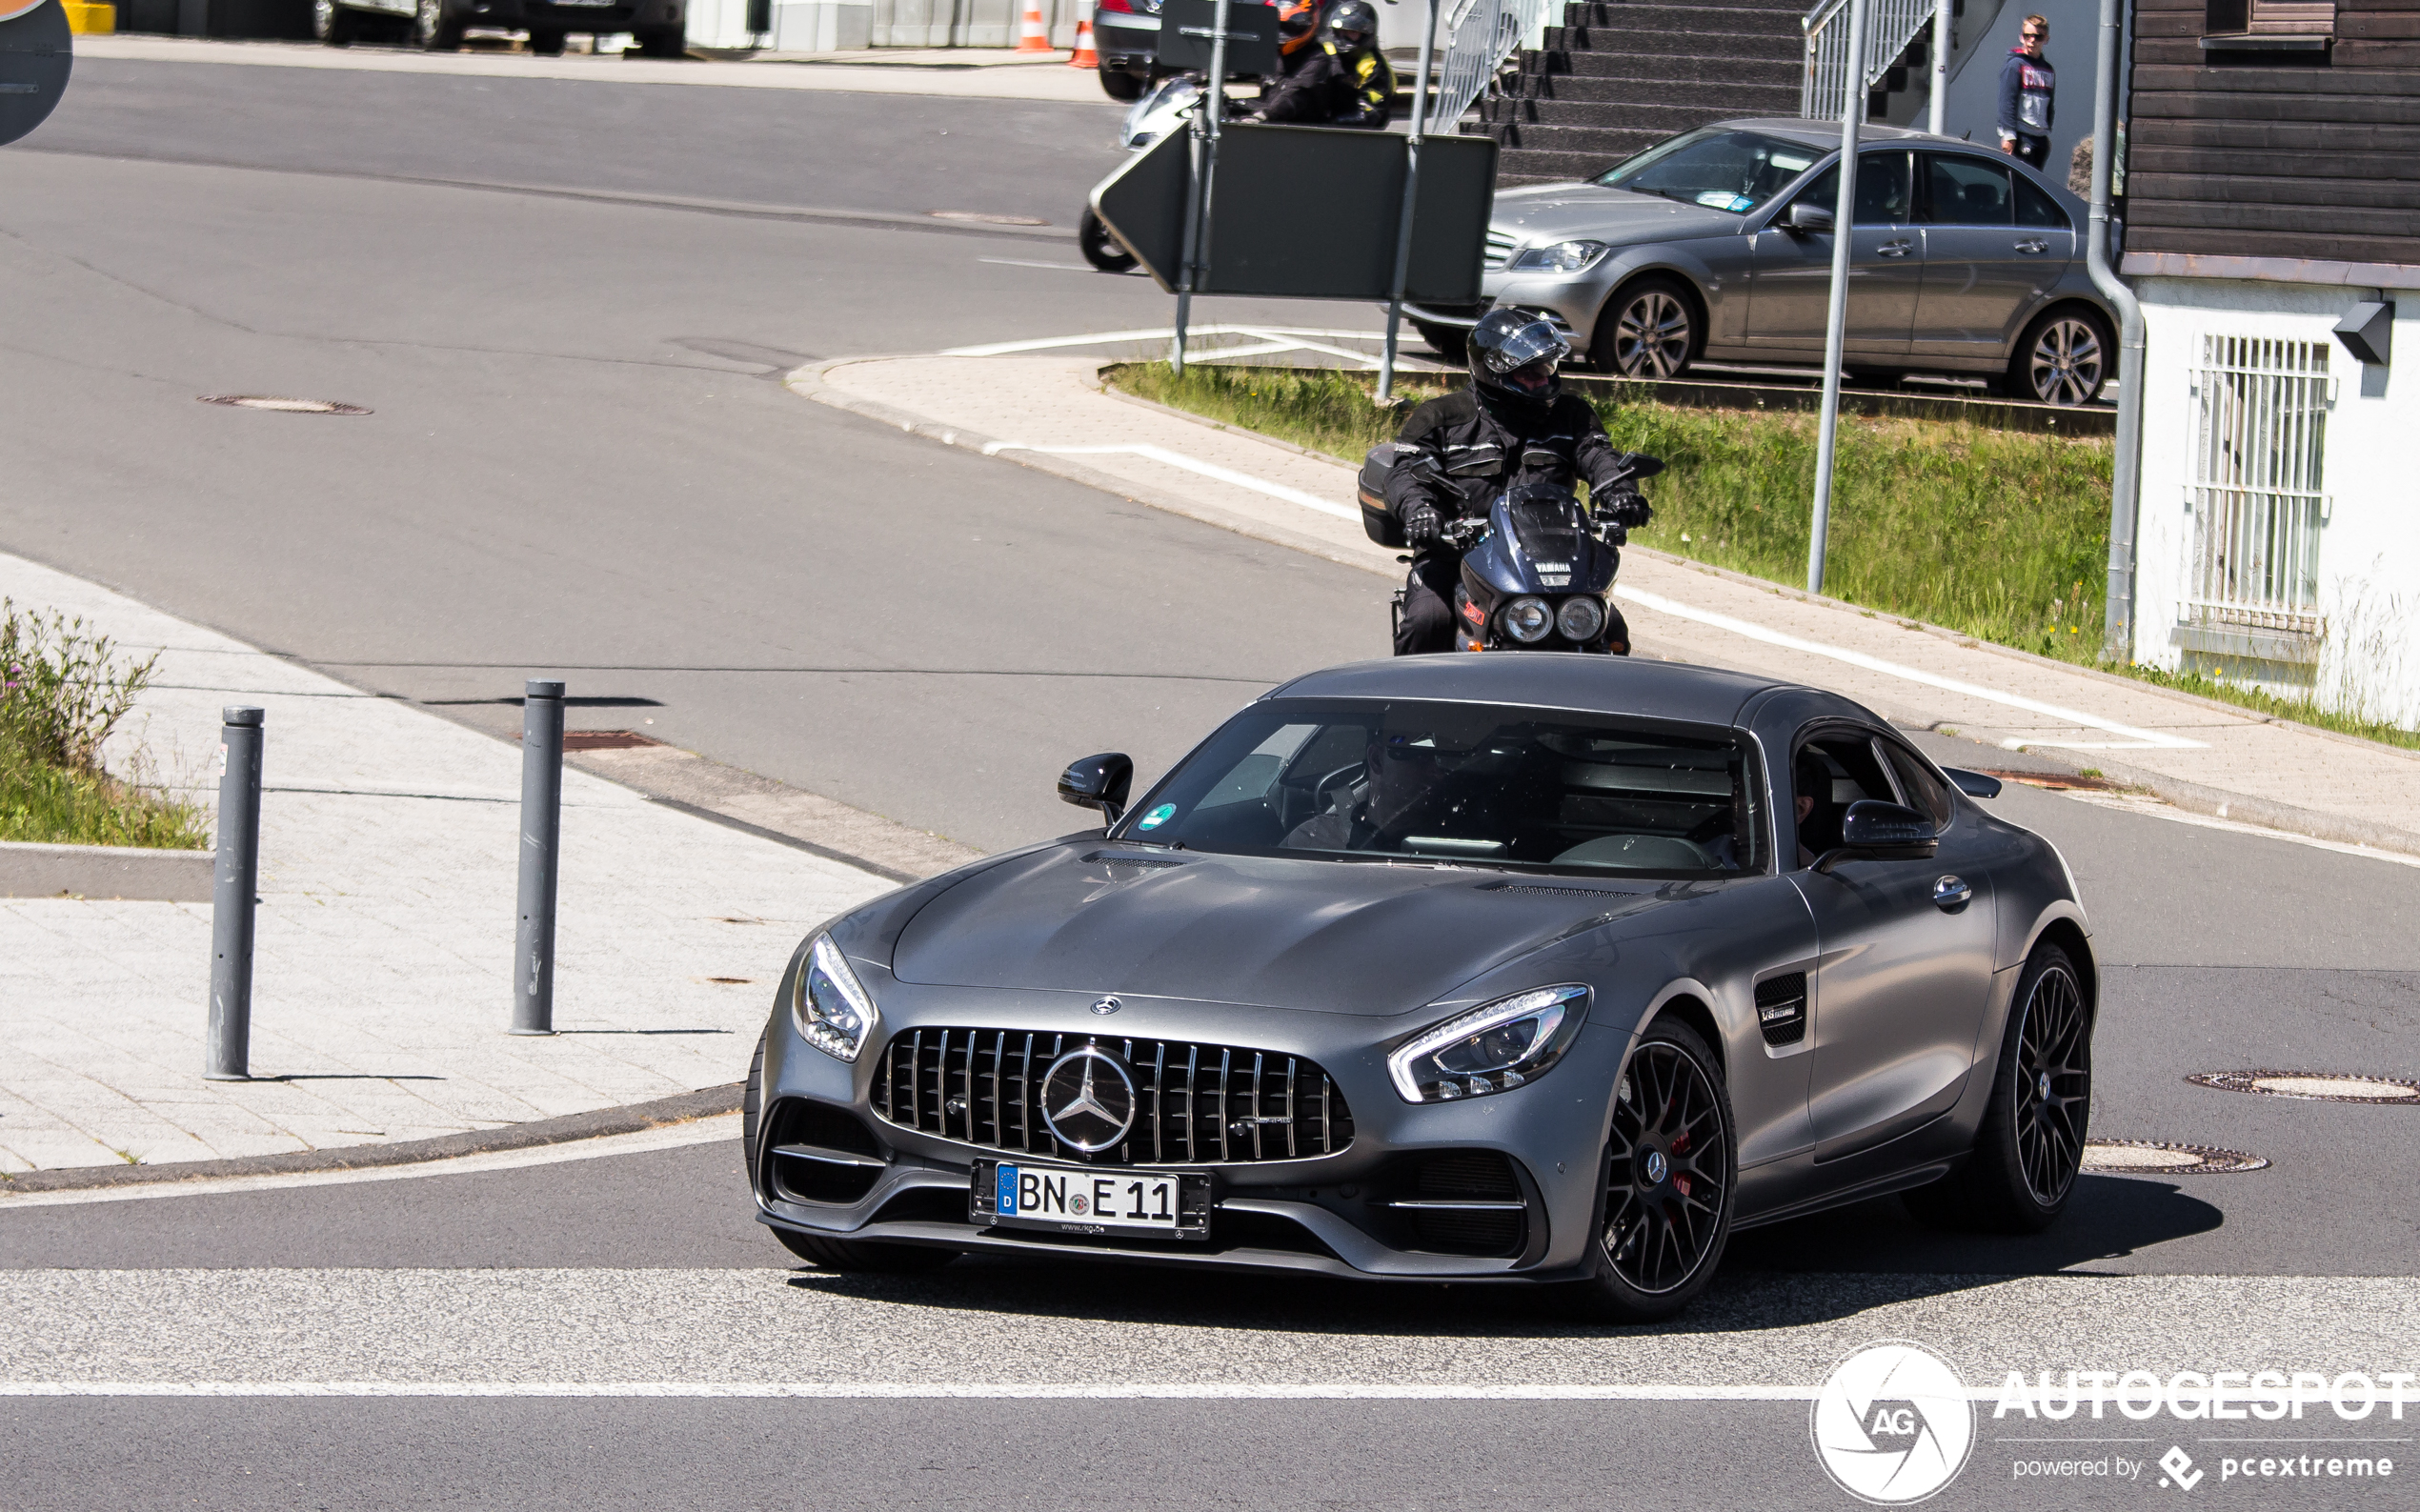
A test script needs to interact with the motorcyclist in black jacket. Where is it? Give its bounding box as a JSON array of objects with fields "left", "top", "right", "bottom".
[
  {"left": 1384, "top": 308, "right": 1656, "bottom": 655},
  {"left": 1251, "top": 0, "right": 1394, "bottom": 128}
]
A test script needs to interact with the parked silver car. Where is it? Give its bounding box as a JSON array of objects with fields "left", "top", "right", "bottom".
[{"left": 1408, "top": 119, "right": 2116, "bottom": 406}]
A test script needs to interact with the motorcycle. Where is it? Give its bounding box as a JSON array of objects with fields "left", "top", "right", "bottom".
[
  {"left": 1357, "top": 443, "right": 1664, "bottom": 655},
  {"left": 1079, "top": 73, "right": 1210, "bottom": 273}
]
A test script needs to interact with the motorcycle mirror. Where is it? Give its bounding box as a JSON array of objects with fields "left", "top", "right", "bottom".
[
  {"left": 1626, "top": 455, "right": 1666, "bottom": 478},
  {"left": 1058, "top": 753, "right": 1135, "bottom": 824}
]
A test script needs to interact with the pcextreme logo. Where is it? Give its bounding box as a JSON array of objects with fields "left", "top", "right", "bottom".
[{"left": 1811, "top": 1341, "right": 1977, "bottom": 1504}]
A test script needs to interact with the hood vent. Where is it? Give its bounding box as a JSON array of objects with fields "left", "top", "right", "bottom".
[
  {"left": 1476, "top": 879, "right": 1644, "bottom": 898},
  {"left": 1081, "top": 851, "right": 1186, "bottom": 869}
]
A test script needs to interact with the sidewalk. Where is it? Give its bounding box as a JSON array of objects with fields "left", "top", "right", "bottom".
[
  {"left": 74, "top": 35, "right": 1108, "bottom": 103},
  {"left": 0, "top": 549, "right": 896, "bottom": 1177},
  {"left": 794, "top": 352, "right": 2420, "bottom": 860}
]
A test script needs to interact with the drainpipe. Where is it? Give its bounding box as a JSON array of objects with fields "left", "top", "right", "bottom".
[
  {"left": 2087, "top": 0, "right": 2145, "bottom": 661},
  {"left": 1927, "top": 0, "right": 1950, "bottom": 136}
]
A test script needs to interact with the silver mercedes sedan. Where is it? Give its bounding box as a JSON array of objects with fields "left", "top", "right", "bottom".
[{"left": 1406, "top": 119, "right": 2117, "bottom": 406}]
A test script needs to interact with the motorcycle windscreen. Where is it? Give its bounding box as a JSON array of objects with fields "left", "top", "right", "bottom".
[{"left": 1499, "top": 489, "right": 1592, "bottom": 568}]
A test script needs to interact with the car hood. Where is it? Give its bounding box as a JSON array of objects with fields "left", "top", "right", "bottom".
[
  {"left": 1492, "top": 183, "right": 1748, "bottom": 249},
  {"left": 888, "top": 842, "right": 1673, "bottom": 1016}
]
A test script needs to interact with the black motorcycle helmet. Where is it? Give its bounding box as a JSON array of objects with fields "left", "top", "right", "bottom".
[
  {"left": 1326, "top": 0, "right": 1378, "bottom": 48},
  {"left": 1467, "top": 308, "right": 1572, "bottom": 412}
]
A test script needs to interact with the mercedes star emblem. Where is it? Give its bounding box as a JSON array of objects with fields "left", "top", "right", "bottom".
[
  {"left": 1090, "top": 996, "right": 1122, "bottom": 1016},
  {"left": 1039, "top": 1046, "right": 1138, "bottom": 1153}
]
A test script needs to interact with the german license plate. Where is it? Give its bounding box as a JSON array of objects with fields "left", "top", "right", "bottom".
[{"left": 970, "top": 1159, "right": 1210, "bottom": 1240}]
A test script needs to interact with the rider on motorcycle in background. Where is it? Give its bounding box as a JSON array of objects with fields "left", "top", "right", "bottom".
[
  {"left": 1250, "top": 0, "right": 1394, "bottom": 128},
  {"left": 1383, "top": 308, "right": 1657, "bottom": 655}
]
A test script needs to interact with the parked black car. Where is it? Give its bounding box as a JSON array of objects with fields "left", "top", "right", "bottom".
[{"left": 313, "top": 0, "right": 686, "bottom": 55}]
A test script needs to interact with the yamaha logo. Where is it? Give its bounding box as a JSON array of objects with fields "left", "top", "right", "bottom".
[{"left": 1039, "top": 1046, "right": 1138, "bottom": 1153}]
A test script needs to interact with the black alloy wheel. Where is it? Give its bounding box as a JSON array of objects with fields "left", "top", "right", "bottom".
[
  {"left": 2009, "top": 308, "right": 2111, "bottom": 406},
  {"left": 1079, "top": 208, "right": 1139, "bottom": 273},
  {"left": 1591, "top": 276, "right": 1695, "bottom": 380},
  {"left": 1906, "top": 941, "right": 2092, "bottom": 1232},
  {"left": 1558, "top": 1018, "right": 1734, "bottom": 1321},
  {"left": 527, "top": 26, "right": 567, "bottom": 52}
]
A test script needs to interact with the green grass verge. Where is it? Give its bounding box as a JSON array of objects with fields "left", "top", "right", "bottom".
[
  {"left": 0, "top": 727, "right": 207, "bottom": 849},
  {"left": 1110, "top": 364, "right": 2420, "bottom": 746}
]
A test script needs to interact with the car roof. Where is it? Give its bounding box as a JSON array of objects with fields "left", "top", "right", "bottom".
[
  {"left": 1263, "top": 655, "right": 1829, "bottom": 730},
  {"left": 1715, "top": 117, "right": 1974, "bottom": 151}
]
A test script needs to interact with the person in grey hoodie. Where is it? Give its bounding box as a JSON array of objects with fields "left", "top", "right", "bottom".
[{"left": 1997, "top": 15, "right": 2055, "bottom": 169}]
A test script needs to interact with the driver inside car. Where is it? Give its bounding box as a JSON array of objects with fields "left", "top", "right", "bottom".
[{"left": 1281, "top": 731, "right": 1458, "bottom": 851}]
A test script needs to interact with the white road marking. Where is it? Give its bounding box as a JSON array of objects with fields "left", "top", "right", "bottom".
[
  {"left": 0, "top": 1381, "right": 1817, "bottom": 1401},
  {"left": 976, "top": 258, "right": 1094, "bottom": 272},
  {"left": 0, "top": 1115, "right": 740, "bottom": 1211},
  {"left": 1613, "top": 585, "right": 2207, "bottom": 750},
  {"left": 938, "top": 326, "right": 1392, "bottom": 357},
  {"left": 980, "top": 442, "right": 1361, "bottom": 521}
]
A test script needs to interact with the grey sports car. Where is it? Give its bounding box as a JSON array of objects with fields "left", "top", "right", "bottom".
[
  {"left": 743, "top": 655, "right": 2097, "bottom": 1320},
  {"left": 1405, "top": 119, "right": 2117, "bottom": 406}
]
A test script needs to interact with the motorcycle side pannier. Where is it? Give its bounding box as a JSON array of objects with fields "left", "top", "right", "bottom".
[{"left": 1359, "top": 442, "right": 1405, "bottom": 548}]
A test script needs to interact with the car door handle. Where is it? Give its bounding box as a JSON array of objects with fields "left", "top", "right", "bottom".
[
  {"left": 2015, "top": 239, "right": 2050, "bottom": 254},
  {"left": 1877, "top": 240, "right": 1913, "bottom": 257},
  {"left": 1933, "top": 875, "right": 1973, "bottom": 910}
]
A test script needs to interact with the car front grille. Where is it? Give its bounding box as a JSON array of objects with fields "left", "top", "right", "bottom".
[
  {"left": 870, "top": 1028, "right": 1354, "bottom": 1166},
  {"left": 1483, "top": 229, "right": 1519, "bottom": 271}
]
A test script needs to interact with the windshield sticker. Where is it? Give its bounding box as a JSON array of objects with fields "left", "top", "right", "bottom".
[
  {"left": 1136, "top": 802, "right": 1178, "bottom": 831},
  {"left": 1695, "top": 191, "right": 1757, "bottom": 212}
]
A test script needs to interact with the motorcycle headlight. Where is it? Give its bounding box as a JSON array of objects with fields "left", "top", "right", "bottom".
[
  {"left": 1509, "top": 240, "right": 1611, "bottom": 273},
  {"left": 792, "top": 934, "right": 879, "bottom": 1063},
  {"left": 1502, "top": 595, "right": 1553, "bottom": 642},
  {"left": 1388, "top": 985, "right": 1590, "bottom": 1102},
  {"left": 1556, "top": 595, "right": 1606, "bottom": 642}
]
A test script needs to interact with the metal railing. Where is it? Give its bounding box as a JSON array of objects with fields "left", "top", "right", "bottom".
[
  {"left": 2185, "top": 335, "right": 2332, "bottom": 635},
  {"left": 1432, "top": 0, "right": 1558, "bottom": 129},
  {"left": 1801, "top": 0, "right": 1937, "bottom": 120}
]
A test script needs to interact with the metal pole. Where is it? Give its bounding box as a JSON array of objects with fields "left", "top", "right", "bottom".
[
  {"left": 1806, "top": 0, "right": 1869, "bottom": 594},
  {"left": 2087, "top": 0, "right": 2145, "bottom": 661},
  {"left": 1377, "top": 0, "right": 1441, "bottom": 402},
  {"left": 513, "top": 678, "right": 565, "bottom": 1037},
  {"left": 1172, "top": 0, "right": 1239, "bottom": 376},
  {"left": 206, "top": 706, "right": 264, "bottom": 1082},
  {"left": 1927, "top": 0, "right": 1950, "bottom": 136}
]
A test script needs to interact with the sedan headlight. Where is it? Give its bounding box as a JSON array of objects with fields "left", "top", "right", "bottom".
[
  {"left": 1556, "top": 595, "right": 1606, "bottom": 642},
  {"left": 1502, "top": 595, "right": 1553, "bottom": 642},
  {"left": 1388, "top": 985, "right": 1589, "bottom": 1102},
  {"left": 793, "top": 935, "right": 879, "bottom": 1063},
  {"left": 1509, "top": 240, "right": 1612, "bottom": 273}
]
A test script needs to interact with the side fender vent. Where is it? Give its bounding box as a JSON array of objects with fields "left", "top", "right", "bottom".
[{"left": 1755, "top": 971, "right": 1808, "bottom": 1047}]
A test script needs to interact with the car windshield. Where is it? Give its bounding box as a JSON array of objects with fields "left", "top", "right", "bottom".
[
  {"left": 1593, "top": 129, "right": 1821, "bottom": 215},
  {"left": 1114, "top": 698, "right": 1765, "bottom": 877}
]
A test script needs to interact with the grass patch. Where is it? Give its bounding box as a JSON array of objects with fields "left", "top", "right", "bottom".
[
  {"left": 1114, "top": 363, "right": 2420, "bottom": 747},
  {"left": 1, "top": 599, "right": 206, "bottom": 849}
]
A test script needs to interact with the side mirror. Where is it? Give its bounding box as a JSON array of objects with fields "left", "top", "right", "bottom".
[
  {"left": 1814, "top": 800, "right": 1940, "bottom": 873},
  {"left": 1942, "top": 767, "right": 2004, "bottom": 799},
  {"left": 1058, "top": 752, "right": 1134, "bottom": 825},
  {"left": 1784, "top": 201, "right": 1835, "bottom": 235}
]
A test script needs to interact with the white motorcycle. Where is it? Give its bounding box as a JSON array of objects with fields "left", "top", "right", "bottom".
[{"left": 1079, "top": 73, "right": 1212, "bottom": 273}]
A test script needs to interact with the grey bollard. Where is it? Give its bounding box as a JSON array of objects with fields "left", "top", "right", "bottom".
[
  {"left": 512, "top": 679, "right": 565, "bottom": 1036},
  {"left": 206, "top": 707, "right": 265, "bottom": 1081}
]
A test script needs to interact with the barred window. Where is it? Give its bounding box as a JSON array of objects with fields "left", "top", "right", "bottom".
[{"left": 2186, "top": 334, "right": 2331, "bottom": 636}]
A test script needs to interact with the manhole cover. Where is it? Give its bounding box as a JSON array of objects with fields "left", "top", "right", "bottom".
[
  {"left": 2082, "top": 1139, "right": 2269, "bottom": 1174},
  {"left": 198, "top": 395, "right": 372, "bottom": 415},
  {"left": 928, "top": 210, "right": 1049, "bottom": 226},
  {"left": 2188, "top": 1070, "right": 2420, "bottom": 1105}
]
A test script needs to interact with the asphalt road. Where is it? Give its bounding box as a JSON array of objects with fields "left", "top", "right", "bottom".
[{"left": 4, "top": 54, "right": 2417, "bottom": 1512}]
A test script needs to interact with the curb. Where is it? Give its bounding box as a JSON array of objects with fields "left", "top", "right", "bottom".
[
  {"left": 0, "top": 1082, "right": 744, "bottom": 1196},
  {"left": 0, "top": 839, "right": 213, "bottom": 901}
]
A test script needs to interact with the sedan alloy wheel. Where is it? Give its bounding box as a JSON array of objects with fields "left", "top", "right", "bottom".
[
  {"left": 1598, "top": 280, "right": 1693, "bottom": 379},
  {"left": 2021, "top": 313, "right": 2107, "bottom": 406},
  {"left": 2014, "top": 959, "right": 2090, "bottom": 1206}
]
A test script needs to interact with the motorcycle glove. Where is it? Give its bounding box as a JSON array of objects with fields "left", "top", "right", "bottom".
[
  {"left": 1401, "top": 501, "right": 1442, "bottom": 545},
  {"left": 1599, "top": 490, "right": 1653, "bottom": 528}
]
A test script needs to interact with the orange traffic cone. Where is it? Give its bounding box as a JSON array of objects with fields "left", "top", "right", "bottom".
[
  {"left": 1016, "top": 0, "right": 1052, "bottom": 52},
  {"left": 1067, "top": 10, "right": 1098, "bottom": 66}
]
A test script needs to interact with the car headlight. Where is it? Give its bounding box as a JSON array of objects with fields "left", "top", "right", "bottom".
[
  {"left": 1388, "top": 985, "right": 1589, "bottom": 1102},
  {"left": 1556, "top": 595, "right": 1606, "bottom": 642},
  {"left": 1502, "top": 595, "right": 1553, "bottom": 642},
  {"left": 793, "top": 934, "right": 879, "bottom": 1063},
  {"left": 1509, "top": 240, "right": 1611, "bottom": 273}
]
